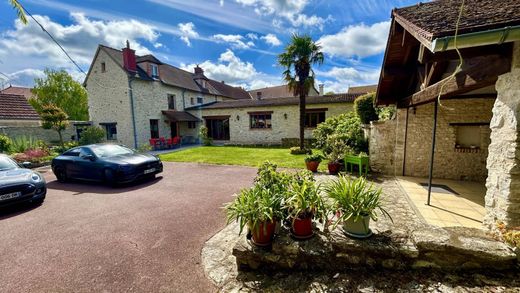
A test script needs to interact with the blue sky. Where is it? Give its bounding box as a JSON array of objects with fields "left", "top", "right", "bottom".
[{"left": 0, "top": 0, "right": 419, "bottom": 92}]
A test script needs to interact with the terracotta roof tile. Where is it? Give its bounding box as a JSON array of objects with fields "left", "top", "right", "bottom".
[
  {"left": 0, "top": 86, "right": 35, "bottom": 100},
  {"left": 196, "top": 93, "right": 361, "bottom": 110},
  {"left": 0, "top": 93, "right": 40, "bottom": 120},
  {"left": 347, "top": 85, "right": 378, "bottom": 95},
  {"left": 394, "top": 0, "right": 520, "bottom": 41},
  {"left": 248, "top": 84, "right": 318, "bottom": 99}
]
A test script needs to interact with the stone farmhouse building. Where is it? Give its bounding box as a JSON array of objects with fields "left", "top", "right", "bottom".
[
  {"left": 85, "top": 43, "right": 360, "bottom": 148},
  {"left": 370, "top": 0, "right": 520, "bottom": 229}
]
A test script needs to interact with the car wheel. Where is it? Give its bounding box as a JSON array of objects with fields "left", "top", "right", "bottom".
[{"left": 55, "top": 167, "right": 68, "bottom": 182}]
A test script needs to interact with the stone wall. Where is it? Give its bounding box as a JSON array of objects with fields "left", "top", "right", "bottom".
[
  {"left": 0, "top": 121, "right": 78, "bottom": 144},
  {"left": 369, "top": 108, "right": 406, "bottom": 175},
  {"left": 370, "top": 99, "right": 494, "bottom": 181},
  {"left": 485, "top": 41, "right": 520, "bottom": 229},
  {"left": 198, "top": 103, "right": 353, "bottom": 145}
]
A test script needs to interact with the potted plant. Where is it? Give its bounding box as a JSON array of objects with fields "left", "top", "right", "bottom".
[
  {"left": 225, "top": 184, "right": 284, "bottom": 246},
  {"left": 325, "top": 175, "right": 391, "bottom": 238},
  {"left": 327, "top": 150, "right": 343, "bottom": 175},
  {"left": 285, "top": 171, "right": 327, "bottom": 239},
  {"left": 304, "top": 153, "right": 323, "bottom": 172}
]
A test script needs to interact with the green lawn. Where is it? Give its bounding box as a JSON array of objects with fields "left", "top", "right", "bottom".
[{"left": 159, "top": 146, "right": 326, "bottom": 170}]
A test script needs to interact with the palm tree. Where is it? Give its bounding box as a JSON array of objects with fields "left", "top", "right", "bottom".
[
  {"left": 278, "top": 34, "right": 324, "bottom": 150},
  {"left": 10, "top": 0, "right": 28, "bottom": 24}
]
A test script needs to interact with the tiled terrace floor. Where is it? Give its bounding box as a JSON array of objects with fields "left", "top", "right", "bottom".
[{"left": 397, "top": 176, "right": 486, "bottom": 229}]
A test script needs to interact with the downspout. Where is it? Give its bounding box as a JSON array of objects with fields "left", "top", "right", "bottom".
[
  {"left": 402, "top": 108, "right": 409, "bottom": 176},
  {"left": 128, "top": 76, "right": 138, "bottom": 149},
  {"left": 431, "top": 25, "right": 520, "bottom": 52}
]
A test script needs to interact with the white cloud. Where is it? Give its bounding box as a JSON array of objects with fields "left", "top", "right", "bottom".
[
  {"left": 316, "top": 66, "right": 380, "bottom": 93},
  {"left": 0, "top": 12, "right": 159, "bottom": 73},
  {"left": 246, "top": 33, "right": 258, "bottom": 40},
  {"left": 317, "top": 21, "right": 390, "bottom": 58},
  {"left": 177, "top": 22, "right": 199, "bottom": 47},
  {"left": 181, "top": 49, "right": 279, "bottom": 89},
  {"left": 235, "top": 0, "right": 330, "bottom": 30},
  {"left": 212, "top": 34, "right": 254, "bottom": 49},
  {"left": 261, "top": 33, "right": 281, "bottom": 46}
]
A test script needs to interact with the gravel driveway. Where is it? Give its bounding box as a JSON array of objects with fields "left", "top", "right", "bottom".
[{"left": 0, "top": 162, "right": 257, "bottom": 293}]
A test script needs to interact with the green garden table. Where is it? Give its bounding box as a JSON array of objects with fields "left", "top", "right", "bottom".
[{"left": 344, "top": 155, "right": 369, "bottom": 176}]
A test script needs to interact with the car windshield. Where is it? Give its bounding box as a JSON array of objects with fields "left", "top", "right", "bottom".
[
  {"left": 91, "top": 145, "right": 134, "bottom": 158},
  {"left": 0, "top": 156, "right": 19, "bottom": 171}
]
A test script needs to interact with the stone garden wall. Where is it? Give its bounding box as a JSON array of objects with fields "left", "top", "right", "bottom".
[
  {"left": 369, "top": 99, "right": 494, "bottom": 182},
  {"left": 0, "top": 120, "right": 78, "bottom": 144}
]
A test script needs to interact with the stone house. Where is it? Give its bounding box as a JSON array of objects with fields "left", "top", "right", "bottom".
[
  {"left": 85, "top": 43, "right": 358, "bottom": 147},
  {"left": 370, "top": 0, "right": 520, "bottom": 229}
]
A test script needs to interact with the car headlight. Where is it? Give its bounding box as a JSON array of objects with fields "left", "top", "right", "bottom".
[{"left": 31, "top": 173, "right": 42, "bottom": 182}]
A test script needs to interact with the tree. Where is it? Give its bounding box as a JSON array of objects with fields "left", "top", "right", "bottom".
[
  {"left": 10, "top": 0, "right": 28, "bottom": 24},
  {"left": 40, "top": 105, "right": 69, "bottom": 146},
  {"left": 278, "top": 34, "right": 324, "bottom": 150},
  {"left": 30, "top": 69, "right": 89, "bottom": 121},
  {"left": 325, "top": 91, "right": 335, "bottom": 95}
]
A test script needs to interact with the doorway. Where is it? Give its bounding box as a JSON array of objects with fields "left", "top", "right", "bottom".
[
  {"left": 205, "top": 117, "right": 230, "bottom": 140},
  {"left": 170, "top": 122, "right": 178, "bottom": 137}
]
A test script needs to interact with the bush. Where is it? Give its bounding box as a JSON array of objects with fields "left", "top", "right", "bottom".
[
  {"left": 12, "top": 147, "right": 51, "bottom": 164},
  {"left": 354, "top": 93, "right": 379, "bottom": 124},
  {"left": 289, "top": 146, "right": 312, "bottom": 155},
  {"left": 10, "top": 136, "right": 39, "bottom": 153},
  {"left": 199, "top": 125, "right": 212, "bottom": 146},
  {"left": 0, "top": 135, "right": 12, "bottom": 153},
  {"left": 376, "top": 106, "right": 396, "bottom": 121},
  {"left": 313, "top": 112, "right": 367, "bottom": 155},
  {"left": 304, "top": 153, "right": 323, "bottom": 163},
  {"left": 79, "top": 126, "right": 106, "bottom": 145},
  {"left": 54, "top": 141, "right": 79, "bottom": 154}
]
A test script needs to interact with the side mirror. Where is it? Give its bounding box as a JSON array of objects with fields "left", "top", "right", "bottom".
[
  {"left": 21, "top": 161, "right": 32, "bottom": 168},
  {"left": 83, "top": 154, "right": 96, "bottom": 161}
]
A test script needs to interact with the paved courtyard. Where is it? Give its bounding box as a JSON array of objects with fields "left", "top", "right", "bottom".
[{"left": 0, "top": 162, "right": 257, "bottom": 293}]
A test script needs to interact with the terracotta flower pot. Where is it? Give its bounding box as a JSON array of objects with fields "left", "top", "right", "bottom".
[
  {"left": 291, "top": 216, "right": 313, "bottom": 239},
  {"left": 328, "top": 162, "right": 341, "bottom": 175},
  {"left": 306, "top": 161, "right": 320, "bottom": 172},
  {"left": 250, "top": 221, "right": 276, "bottom": 246}
]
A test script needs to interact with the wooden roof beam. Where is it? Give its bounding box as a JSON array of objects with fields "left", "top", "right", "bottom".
[{"left": 398, "top": 54, "right": 510, "bottom": 108}]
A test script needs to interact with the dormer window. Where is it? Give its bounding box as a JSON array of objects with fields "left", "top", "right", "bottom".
[
  {"left": 201, "top": 80, "right": 207, "bottom": 88},
  {"left": 151, "top": 64, "right": 159, "bottom": 78}
]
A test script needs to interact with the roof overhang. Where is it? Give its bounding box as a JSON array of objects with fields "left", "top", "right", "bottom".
[{"left": 161, "top": 110, "right": 201, "bottom": 122}]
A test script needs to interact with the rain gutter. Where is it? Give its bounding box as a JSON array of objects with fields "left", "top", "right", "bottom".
[{"left": 431, "top": 25, "right": 520, "bottom": 52}]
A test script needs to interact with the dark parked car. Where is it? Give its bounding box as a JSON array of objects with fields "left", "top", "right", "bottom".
[
  {"left": 51, "top": 144, "right": 163, "bottom": 185},
  {"left": 0, "top": 154, "right": 46, "bottom": 207}
]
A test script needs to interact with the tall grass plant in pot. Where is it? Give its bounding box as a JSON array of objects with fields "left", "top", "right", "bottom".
[
  {"left": 325, "top": 175, "right": 391, "bottom": 238},
  {"left": 285, "top": 171, "right": 328, "bottom": 239},
  {"left": 225, "top": 184, "right": 284, "bottom": 246}
]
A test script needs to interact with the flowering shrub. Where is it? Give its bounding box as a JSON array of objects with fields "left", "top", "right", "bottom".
[{"left": 12, "top": 148, "right": 51, "bottom": 163}]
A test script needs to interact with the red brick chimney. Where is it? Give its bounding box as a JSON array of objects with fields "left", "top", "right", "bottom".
[{"left": 122, "top": 40, "right": 137, "bottom": 73}]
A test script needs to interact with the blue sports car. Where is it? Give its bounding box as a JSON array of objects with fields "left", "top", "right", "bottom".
[
  {"left": 0, "top": 154, "right": 46, "bottom": 207},
  {"left": 51, "top": 144, "right": 163, "bottom": 185}
]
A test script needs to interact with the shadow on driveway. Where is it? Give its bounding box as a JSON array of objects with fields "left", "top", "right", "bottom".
[{"left": 46, "top": 176, "right": 164, "bottom": 195}]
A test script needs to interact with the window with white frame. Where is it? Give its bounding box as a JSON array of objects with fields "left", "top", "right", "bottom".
[{"left": 151, "top": 64, "right": 159, "bottom": 78}]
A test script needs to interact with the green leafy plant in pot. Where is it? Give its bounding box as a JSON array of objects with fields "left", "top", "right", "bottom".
[
  {"left": 325, "top": 175, "right": 391, "bottom": 238},
  {"left": 304, "top": 153, "right": 323, "bottom": 173},
  {"left": 225, "top": 184, "right": 284, "bottom": 246},
  {"left": 285, "top": 171, "right": 327, "bottom": 239},
  {"left": 326, "top": 136, "right": 348, "bottom": 175}
]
